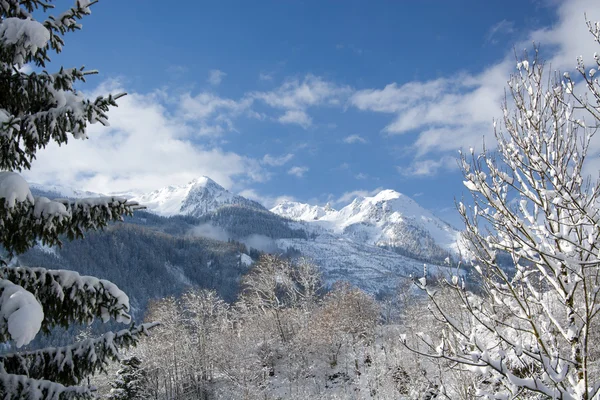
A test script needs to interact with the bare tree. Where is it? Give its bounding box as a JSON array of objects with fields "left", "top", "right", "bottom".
[{"left": 404, "top": 22, "right": 600, "bottom": 400}]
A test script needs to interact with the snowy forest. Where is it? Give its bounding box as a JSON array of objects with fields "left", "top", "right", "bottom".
[{"left": 2, "top": 0, "right": 600, "bottom": 399}]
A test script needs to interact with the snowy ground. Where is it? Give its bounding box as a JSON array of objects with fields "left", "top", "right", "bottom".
[{"left": 276, "top": 234, "right": 454, "bottom": 294}]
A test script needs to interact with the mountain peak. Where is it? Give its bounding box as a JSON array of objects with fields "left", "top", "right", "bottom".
[
  {"left": 132, "top": 176, "right": 264, "bottom": 217},
  {"left": 271, "top": 187, "right": 461, "bottom": 254},
  {"left": 188, "top": 176, "right": 220, "bottom": 189},
  {"left": 372, "top": 189, "right": 403, "bottom": 201},
  {"left": 271, "top": 200, "right": 336, "bottom": 221}
]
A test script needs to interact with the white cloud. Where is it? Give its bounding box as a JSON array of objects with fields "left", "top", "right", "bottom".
[
  {"left": 278, "top": 110, "right": 312, "bottom": 128},
  {"left": 287, "top": 166, "right": 309, "bottom": 178},
  {"left": 528, "top": 0, "right": 600, "bottom": 72},
  {"left": 262, "top": 153, "right": 294, "bottom": 167},
  {"left": 486, "top": 19, "right": 515, "bottom": 43},
  {"left": 179, "top": 92, "right": 251, "bottom": 122},
  {"left": 253, "top": 75, "right": 352, "bottom": 128},
  {"left": 177, "top": 92, "right": 253, "bottom": 136},
  {"left": 350, "top": 62, "right": 506, "bottom": 156},
  {"left": 207, "top": 69, "right": 226, "bottom": 86},
  {"left": 347, "top": 0, "right": 600, "bottom": 162},
  {"left": 190, "top": 223, "right": 230, "bottom": 241},
  {"left": 343, "top": 134, "right": 367, "bottom": 144},
  {"left": 23, "top": 81, "right": 266, "bottom": 194},
  {"left": 355, "top": 172, "right": 368, "bottom": 180},
  {"left": 253, "top": 75, "right": 351, "bottom": 109},
  {"left": 398, "top": 156, "right": 458, "bottom": 177},
  {"left": 259, "top": 72, "right": 273, "bottom": 81}
]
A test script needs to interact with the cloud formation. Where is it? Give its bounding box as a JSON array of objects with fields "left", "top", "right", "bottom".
[
  {"left": 288, "top": 166, "right": 309, "bottom": 178},
  {"left": 278, "top": 110, "right": 312, "bottom": 128},
  {"left": 343, "top": 134, "right": 367, "bottom": 144},
  {"left": 262, "top": 153, "right": 294, "bottom": 167},
  {"left": 252, "top": 75, "right": 352, "bottom": 128},
  {"left": 237, "top": 188, "right": 296, "bottom": 209},
  {"left": 349, "top": 0, "right": 600, "bottom": 166},
  {"left": 24, "top": 81, "right": 265, "bottom": 194},
  {"left": 398, "top": 156, "right": 458, "bottom": 177},
  {"left": 207, "top": 69, "right": 226, "bottom": 86}
]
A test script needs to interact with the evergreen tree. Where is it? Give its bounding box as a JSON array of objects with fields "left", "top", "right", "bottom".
[
  {"left": 108, "top": 357, "right": 148, "bottom": 400},
  {"left": 0, "top": 1, "right": 155, "bottom": 398}
]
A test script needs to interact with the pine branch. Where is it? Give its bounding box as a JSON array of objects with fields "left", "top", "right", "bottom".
[
  {"left": 0, "top": 266, "right": 134, "bottom": 334},
  {"left": 0, "top": 194, "right": 142, "bottom": 255},
  {"left": 0, "top": 323, "right": 158, "bottom": 386},
  {"left": 0, "top": 372, "right": 94, "bottom": 400}
]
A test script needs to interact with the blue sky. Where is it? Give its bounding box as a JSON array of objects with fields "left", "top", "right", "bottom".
[{"left": 24, "top": 0, "right": 600, "bottom": 226}]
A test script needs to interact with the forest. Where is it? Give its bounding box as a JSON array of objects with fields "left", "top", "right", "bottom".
[{"left": 1, "top": 1, "right": 600, "bottom": 399}]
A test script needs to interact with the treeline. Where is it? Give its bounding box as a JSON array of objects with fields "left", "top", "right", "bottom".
[
  {"left": 94, "top": 255, "right": 494, "bottom": 400},
  {"left": 20, "top": 223, "right": 250, "bottom": 310},
  {"left": 197, "top": 205, "right": 308, "bottom": 240}
]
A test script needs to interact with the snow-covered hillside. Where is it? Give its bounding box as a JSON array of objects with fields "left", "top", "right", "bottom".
[
  {"left": 131, "top": 176, "right": 265, "bottom": 217},
  {"left": 277, "top": 234, "right": 452, "bottom": 294},
  {"left": 272, "top": 189, "right": 462, "bottom": 254},
  {"left": 30, "top": 177, "right": 464, "bottom": 295},
  {"left": 271, "top": 201, "right": 336, "bottom": 221},
  {"left": 29, "top": 183, "right": 103, "bottom": 199}
]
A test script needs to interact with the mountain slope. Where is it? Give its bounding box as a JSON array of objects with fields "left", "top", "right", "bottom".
[
  {"left": 132, "top": 177, "right": 266, "bottom": 217},
  {"left": 272, "top": 189, "right": 461, "bottom": 259},
  {"left": 26, "top": 178, "right": 464, "bottom": 298},
  {"left": 276, "top": 235, "right": 451, "bottom": 295}
]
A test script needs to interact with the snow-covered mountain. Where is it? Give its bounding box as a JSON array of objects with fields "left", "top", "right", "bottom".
[
  {"left": 29, "top": 177, "right": 464, "bottom": 295},
  {"left": 29, "top": 183, "right": 103, "bottom": 199},
  {"left": 272, "top": 189, "right": 461, "bottom": 255},
  {"left": 131, "top": 177, "right": 266, "bottom": 218},
  {"left": 271, "top": 201, "right": 336, "bottom": 221}
]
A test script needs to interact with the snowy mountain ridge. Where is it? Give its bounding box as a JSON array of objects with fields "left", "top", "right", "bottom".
[
  {"left": 28, "top": 183, "right": 104, "bottom": 199},
  {"left": 29, "top": 177, "right": 463, "bottom": 294},
  {"left": 272, "top": 189, "right": 462, "bottom": 255},
  {"left": 131, "top": 176, "right": 266, "bottom": 218}
]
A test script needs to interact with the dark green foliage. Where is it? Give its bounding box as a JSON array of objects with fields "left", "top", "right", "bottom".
[
  {"left": 20, "top": 222, "right": 251, "bottom": 309},
  {"left": 108, "top": 356, "right": 149, "bottom": 400},
  {"left": 197, "top": 205, "right": 308, "bottom": 240},
  {"left": 0, "top": 197, "right": 140, "bottom": 256},
  {"left": 0, "top": 266, "right": 132, "bottom": 337},
  {"left": 0, "top": 324, "right": 156, "bottom": 386},
  {"left": 0, "top": 1, "right": 156, "bottom": 398},
  {"left": 0, "top": 0, "right": 124, "bottom": 172}
]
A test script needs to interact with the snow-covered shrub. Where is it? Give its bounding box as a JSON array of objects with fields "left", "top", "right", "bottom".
[{"left": 405, "top": 22, "right": 600, "bottom": 399}]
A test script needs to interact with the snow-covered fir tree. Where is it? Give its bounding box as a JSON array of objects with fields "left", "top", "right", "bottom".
[
  {"left": 108, "top": 357, "right": 148, "bottom": 400},
  {"left": 404, "top": 20, "right": 600, "bottom": 399},
  {"left": 0, "top": 1, "right": 155, "bottom": 399}
]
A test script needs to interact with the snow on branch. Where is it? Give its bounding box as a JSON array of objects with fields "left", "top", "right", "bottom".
[
  {"left": 405, "top": 41, "right": 600, "bottom": 399},
  {"left": 0, "top": 266, "right": 132, "bottom": 331},
  {"left": 0, "top": 175, "right": 142, "bottom": 254},
  {"left": 0, "top": 280, "right": 43, "bottom": 348},
  {"left": 0, "top": 90, "right": 123, "bottom": 172},
  {"left": 0, "top": 0, "right": 97, "bottom": 68},
  {"left": 0, "top": 2, "right": 124, "bottom": 173},
  {"left": 0, "top": 323, "right": 158, "bottom": 386},
  {"left": 0, "top": 372, "right": 94, "bottom": 400}
]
